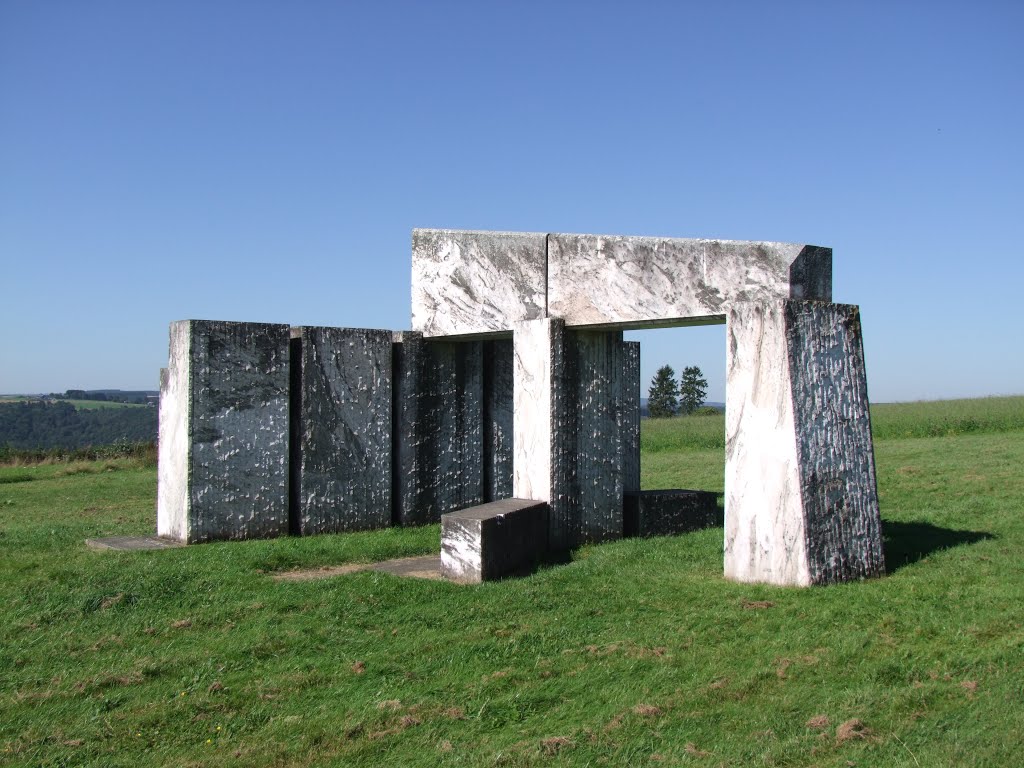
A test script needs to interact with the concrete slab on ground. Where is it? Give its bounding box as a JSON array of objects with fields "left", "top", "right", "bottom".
[{"left": 86, "top": 536, "right": 185, "bottom": 551}]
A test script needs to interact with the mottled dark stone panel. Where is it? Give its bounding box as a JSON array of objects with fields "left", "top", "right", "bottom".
[
  {"left": 621, "top": 341, "right": 641, "bottom": 494},
  {"left": 544, "top": 319, "right": 573, "bottom": 551},
  {"left": 551, "top": 329, "right": 624, "bottom": 548},
  {"left": 788, "top": 246, "right": 833, "bottom": 302},
  {"left": 440, "top": 499, "right": 549, "bottom": 583},
  {"left": 483, "top": 339, "right": 514, "bottom": 501},
  {"left": 393, "top": 333, "right": 484, "bottom": 526},
  {"left": 785, "top": 301, "right": 884, "bottom": 584},
  {"left": 624, "top": 490, "right": 720, "bottom": 538},
  {"left": 291, "top": 327, "right": 392, "bottom": 535},
  {"left": 187, "top": 320, "right": 291, "bottom": 543}
]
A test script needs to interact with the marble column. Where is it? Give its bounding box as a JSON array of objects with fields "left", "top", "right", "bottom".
[
  {"left": 483, "top": 338, "right": 514, "bottom": 501},
  {"left": 564, "top": 329, "right": 624, "bottom": 544},
  {"left": 157, "top": 320, "right": 291, "bottom": 543},
  {"left": 512, "top": 319, "right": 625, "bottom": 550},
  {"left": 393, "top": 332, "right": 484, "bottom": 526},
  {"left": 289, "top": 327, "right": 392, "bottom": 535},
  {"left": 621, "top": 341, "right": 641, "bottom": 495},
  {"left": 724, "top": 300, "right": 883, "bottom": 586}
]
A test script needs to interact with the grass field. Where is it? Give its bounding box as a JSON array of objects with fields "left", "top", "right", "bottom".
[{"left": 2, "top": 397, "right": 1022, "bottom": 766}]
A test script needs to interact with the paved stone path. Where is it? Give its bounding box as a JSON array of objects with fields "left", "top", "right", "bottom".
[{"left": 85, "top": 536, "right": 184, "bottom": 551}]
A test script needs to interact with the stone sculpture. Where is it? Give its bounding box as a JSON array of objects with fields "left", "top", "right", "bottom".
[{"left": 157, "top": 229, "right": 884, "bottom": 587}]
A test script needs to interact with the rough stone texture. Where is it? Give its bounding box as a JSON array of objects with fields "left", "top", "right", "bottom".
[
  {"left": 785, "top": 302, "right": 883, "bottom": 584},
  {"left": 412, "top": 229, "right": 547, "bottom": 337},
  {"left": 558, "top": 329, "right": 624, "bottom": 546},
  {"left": 724, "top": 300, "right": 882, "bottom": 586},
  {"left": 621, "top": 341, "right": 641, "bottom": 494},
  {"left": 548, "top": 234, "right": 832, "bottom": 329},
  {"left": 157, "top": 320, "right": 290, "bottom": 543},
  {"left": 290, "top": 327, "right": 392, "bottom": 535},
  {"left": 623, "top": 490, "right": 720, "bottom": 538},
  {"left": 483, "top": 339, "right": 514, "bottom": 501},
  {"left": 512, "top": 319, "right": 624, "bottom": 550},
  {"left": 440, "top": 499, "right": 549, "bottom": 583},
  {"left": 393, "top": 332, "right": 484, "bottom": 526}
]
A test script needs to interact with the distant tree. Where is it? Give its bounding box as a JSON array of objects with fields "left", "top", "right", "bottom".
[
  {"left": 679, "top": 365, "right": 708, "bottom": 415},
  {"left": 647, "top": 365, "right": 679, "bottom": 418}
]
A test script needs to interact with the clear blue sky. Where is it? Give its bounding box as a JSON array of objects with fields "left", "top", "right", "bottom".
[{"left": 2, "top": 1, "right": 1021, "bottom": 403}]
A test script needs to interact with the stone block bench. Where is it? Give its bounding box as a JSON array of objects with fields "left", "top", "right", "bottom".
[
  {"left": 624, "top": 490, "right": 721, "bottom": 538},
  {"left": 440, "top": 499, "right": 549, "bottom": 583}
]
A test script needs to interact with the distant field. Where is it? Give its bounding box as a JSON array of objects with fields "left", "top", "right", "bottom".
[
  {"left": 0, "top": 396, "right": 148, "bottom": 411},
  {"left": 62, "top": 399, "right": 150, "bottom": 410},
  {"left": 641, "top": 394, "right": 1024, "bottom": 452},
  {"left": 1, "top": 396, "right": 1022, "bottom": 766}
]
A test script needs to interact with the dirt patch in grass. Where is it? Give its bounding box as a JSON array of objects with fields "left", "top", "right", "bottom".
[
  {"left": 632, "top": 704, "right": 662, "bottom": 717},
  {"left": 806, "top": 715, "right": 830, "bottom": 729},
  {"left": 274, "top": 563, "right": 372, "bottom": 581},
  {"left": 835, "top": 719, "right": 872, "bottom": 743},
  {"left": 540, "top": 736, "right": 573, "bottom": 756},
  {"left": 271, "top": 556, "right": 443, "bottom": 582}
]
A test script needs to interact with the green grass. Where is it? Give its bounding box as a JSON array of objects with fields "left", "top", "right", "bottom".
[
  {"left": 870, "top": 395, "right": 1024, "bottom": 439},
  {"left": 2, "top": 399, "right": 1023, "bottom": 766},
  {"left": 641, "top": 395, "right": 1024, "bottom": 453}
]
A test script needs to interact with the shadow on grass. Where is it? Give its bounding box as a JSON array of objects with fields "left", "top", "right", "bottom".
[{"left": 883, "top": 519, "right": 994, "bottom": 573}]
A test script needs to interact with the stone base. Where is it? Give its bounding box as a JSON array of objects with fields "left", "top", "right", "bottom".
[
  {"left": 623, "top": 490, "right": 720, "bottom": 538},
  {"left": 86, "top": 536, "right": 185, "bottom": 551},
  {"left": 440, "top": 498, "right": 548, "bottom": 583}
]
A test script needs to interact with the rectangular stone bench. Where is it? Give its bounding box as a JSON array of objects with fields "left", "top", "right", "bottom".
[
  {"left": 440, "top": 499, "right": 549, "bottom": 583},
  {"left": 623, "top": 490, "right": 721, "bottom": 538}
]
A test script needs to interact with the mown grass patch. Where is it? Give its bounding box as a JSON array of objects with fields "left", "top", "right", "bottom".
[
  {"left": 641, "top": 395, "right": 1024, "bottom": 455},
  {"left": 2, "top": 397, "right": 1022, "bottom": 766},
  {"left": 871, "top": 395, "right": 1024, "bottom": 439}
]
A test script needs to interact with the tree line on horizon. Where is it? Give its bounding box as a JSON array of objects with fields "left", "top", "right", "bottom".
[{"left": 647, "top": 364, "right": 709, "bottom": 418}]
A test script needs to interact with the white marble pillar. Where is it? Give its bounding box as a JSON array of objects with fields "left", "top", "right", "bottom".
[
  {"left": 724, "top": 300, "right": 883, "bottom": 586},
  {"left": 512, "top": 318, "right": 564, "bottom": 506}
]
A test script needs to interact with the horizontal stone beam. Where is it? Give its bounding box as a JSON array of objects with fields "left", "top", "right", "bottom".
[
  {"left": 412, "top": 229, "right": 546, "bottom": 338},
  {"left": 411, "top": 229, "right": 831, "bottom": 336},
  {"left": 548, "top": 234, "right": 831, "bottom": 330}
]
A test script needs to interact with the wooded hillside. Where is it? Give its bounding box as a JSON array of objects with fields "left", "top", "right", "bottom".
[{"left": 0, "top": 400, "right": 157, "bottom": 449}]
